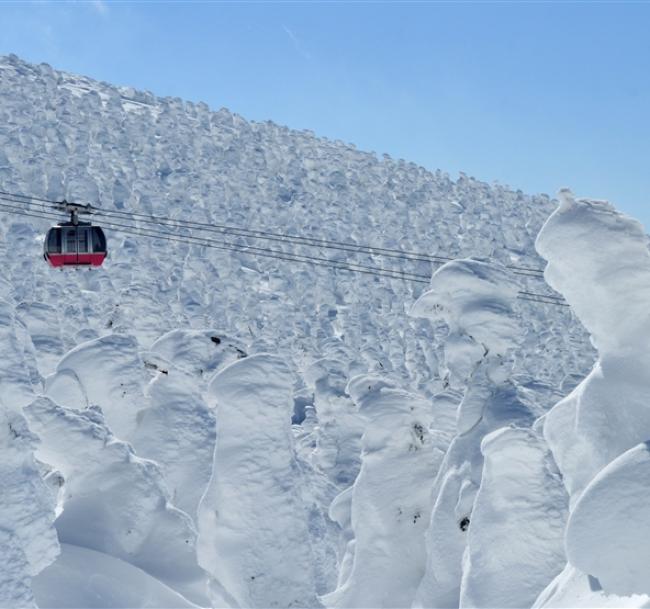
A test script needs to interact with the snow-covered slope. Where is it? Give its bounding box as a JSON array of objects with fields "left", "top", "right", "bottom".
[
  {"left": 0, "top": 54, "right": 628, "bottom": 608},
  {"left": 0, "top": 53, "right": 590, "bottom": 392}
]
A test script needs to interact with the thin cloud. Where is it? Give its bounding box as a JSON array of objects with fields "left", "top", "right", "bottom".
[{"left": 282, "top": 24, "right": 311, "bottom": 61}]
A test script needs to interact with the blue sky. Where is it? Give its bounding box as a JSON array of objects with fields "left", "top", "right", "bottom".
[{"left": 1, "top": 1, "right": 650, "bottom": 228}]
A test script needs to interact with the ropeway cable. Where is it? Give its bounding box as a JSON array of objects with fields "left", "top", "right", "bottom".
[
  {"left": 0, "top": 188, "right": 548, "bottom": 277},
  {"left": 0, "top": 196, "right": 569, "bottom": 306},
  {"left": 0, "top": 196, "right": 569, "bottom": 307}
]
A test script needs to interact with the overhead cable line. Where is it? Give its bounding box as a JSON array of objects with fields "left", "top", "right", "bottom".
[
  {"left": 0, "top": 199, "right": 570, "bottom": 307},
  {"left": 92, "top": 207, "right": 546, "bottom": 279},
  {"left": 0, "top": 200, "right": 436, "bottom": 284},
  {"left": 0, "top": 198, "right": 436, "bottom": 283},
  {"left": 0, "top": 192, "right": 547, "bottom": 291},
  {"left": 0, "top": 189, "right": 548, "bottom": 278},
  {"left": 0, "top": 199, "right": 569, "bottom": 306},
  {"left": 517, "top": 294, "right": 570, "bottom": 307},
  {"left": 0, "top": 194, "right": 568, "bottom": 305}
]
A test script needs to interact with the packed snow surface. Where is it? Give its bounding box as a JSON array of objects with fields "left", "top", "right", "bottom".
[
  {"left": 32, "top": 544, "right": 198, "bottom": 609},
  {"left": 565, "top": 442, "right": 650, "bottom": 596},
  {"left": 4, "top": 54, "right": 648, "bottom": 609}
]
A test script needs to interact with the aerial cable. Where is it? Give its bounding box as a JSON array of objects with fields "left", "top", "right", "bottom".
[
  {"left": 0, "top": 196, "right": 568, "bottom": 304},
  {"left": 0, "top": 200, "right": 569, "bottom": 306},
  {"left": 93, "top": 208, "right": 547, "bottom": 280},
  {"left": 0, "top": 196, "right": 435, "bottom": 282},
  {"left": 517, "top": 290, "right": 567, "bottom": 304},
  {"left": 0, "top": 189, "right": 547, "bottom": 277},
  {"left": 517, "top": 294, "right": 570, "bottom": 307},
  {"left": 0, "top": 200, "right": 434, "bottom": 284},
  {"left": 0, "top": 194, "right": 565, "bottom": 300},
  {"left": 0, "top": 188, "right": 546, "bottom": 278},
  {"left": 90, "top": 205, "right": 546, "bottom": 277},
  {"left": 57, "top": 209, "right": 439, "bottom": 282},
  {"left": 0, "top": 194, "right": 515, "bottom": 285}
]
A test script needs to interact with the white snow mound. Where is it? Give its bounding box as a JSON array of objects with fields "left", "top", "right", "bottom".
[
  {"left": 537, "top": 191, "right": 650, "bottom": 498},
  {"left": 565, "top": 441, "right": 650, "bottom": 596},
  {"left": 198, "top": 354, "right": 321, "bottom": 608}
]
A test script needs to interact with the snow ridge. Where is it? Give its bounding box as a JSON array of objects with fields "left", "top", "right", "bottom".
[{"left": 0, "top": 54, "right": 624, "bottom": 609}]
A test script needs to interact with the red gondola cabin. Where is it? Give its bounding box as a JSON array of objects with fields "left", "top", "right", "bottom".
[{"left": 44, "top": 222, "right": 107, "bottom": 268}]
